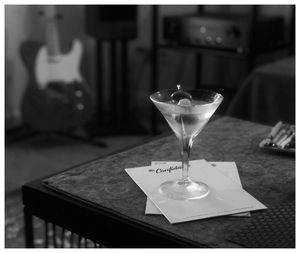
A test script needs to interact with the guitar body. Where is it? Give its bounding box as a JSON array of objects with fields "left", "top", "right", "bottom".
[{"left": 21, "top": 40, "right": 94, "bottom": 132}]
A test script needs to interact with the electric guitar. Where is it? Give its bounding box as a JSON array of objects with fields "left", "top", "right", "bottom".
[{"left": 21, "top": 5, "right": 94, "bottom": 132}]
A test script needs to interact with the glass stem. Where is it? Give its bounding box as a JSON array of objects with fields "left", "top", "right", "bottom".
[{"left": 180, "top": 137, "right": 193, "bottom": 182}]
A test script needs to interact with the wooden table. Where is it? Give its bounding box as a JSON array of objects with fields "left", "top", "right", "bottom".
[{"left": 22, "top": 117, "right": 295, "bottom": 248}]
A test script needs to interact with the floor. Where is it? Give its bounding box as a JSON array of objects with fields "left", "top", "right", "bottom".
[{"left": 5, "top": 124, "right": 155, "bottom": 248}]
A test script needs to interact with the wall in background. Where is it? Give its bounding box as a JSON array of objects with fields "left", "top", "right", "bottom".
[
  {"left": 5, "top": 5, "right": 293, "bottom": 129},
  {"left": 5, "top": 5, "right": 34, "bottom": 128},
  {"left": 5, "top": 5, "right": 89, "bottom": 128}
]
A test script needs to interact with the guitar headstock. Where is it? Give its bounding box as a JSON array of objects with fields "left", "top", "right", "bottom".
[{"left": 38, "top": 5, "right": 62, "bottom": 21}]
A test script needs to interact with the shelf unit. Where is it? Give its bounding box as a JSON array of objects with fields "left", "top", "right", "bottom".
[{"left": 150, "top": 5, "right": 294, "bottom": 134}]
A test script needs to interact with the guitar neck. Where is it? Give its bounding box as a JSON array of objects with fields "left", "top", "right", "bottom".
[{"left": 44, "top": 7, "right": 61, "bottom": 57}]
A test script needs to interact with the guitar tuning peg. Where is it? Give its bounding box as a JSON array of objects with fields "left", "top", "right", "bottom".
[
  {"left": 38, "top": 10, "right": 44, "bottom": 16},
  {"left": 56, "top": 13, "right": 63, "bottom": 20}
]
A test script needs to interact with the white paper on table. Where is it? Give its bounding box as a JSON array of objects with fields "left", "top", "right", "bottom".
[
  {"left": 125, "top": 160, "right": 266, "bottom": 224},
  {"left": 147, "top": 160, "right": 251, "bottom": 217}
]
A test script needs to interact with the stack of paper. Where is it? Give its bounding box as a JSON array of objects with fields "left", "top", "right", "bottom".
[{"left": 125, "top": 160, "right": 266, "bottom": 224}]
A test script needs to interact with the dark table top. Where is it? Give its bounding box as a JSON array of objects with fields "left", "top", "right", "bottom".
[{"left": 23, "top": 117, "right": 295, "bottom": 248}]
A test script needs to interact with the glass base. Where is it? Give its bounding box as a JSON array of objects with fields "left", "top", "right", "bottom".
[{"left": 158, "top": 178, "right": 210, "bottom": 200}]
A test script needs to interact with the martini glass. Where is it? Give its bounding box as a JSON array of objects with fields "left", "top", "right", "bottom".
[{"left": 150, "top": 85, "right": 223, "bottom": 200}]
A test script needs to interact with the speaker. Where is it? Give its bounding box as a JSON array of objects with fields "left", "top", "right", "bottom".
[{"left": 85, "top": 5, "right": 137, "bottom": 40}]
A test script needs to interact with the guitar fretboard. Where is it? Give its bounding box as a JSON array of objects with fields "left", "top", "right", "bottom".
[{"left": 45, "top": 19, "right": 61, "bottom": 57}]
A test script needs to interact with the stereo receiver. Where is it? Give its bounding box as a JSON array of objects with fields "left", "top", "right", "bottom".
[{"left": 163, "top": 14, "right": 285, "bottom": 53}]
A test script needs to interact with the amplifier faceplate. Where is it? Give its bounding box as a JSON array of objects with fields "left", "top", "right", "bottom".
[{"left": 163, "top": 14, "right": 284, "bottom": 53}]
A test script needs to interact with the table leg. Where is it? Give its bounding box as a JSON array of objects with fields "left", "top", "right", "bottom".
[{"left": 23, "top": 207, "right": 34, "bottom": 248}]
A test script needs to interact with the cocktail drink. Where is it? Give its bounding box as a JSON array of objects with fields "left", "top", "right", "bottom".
[{"left": 150, "top": 85, "right": 223, "bottom": 200}]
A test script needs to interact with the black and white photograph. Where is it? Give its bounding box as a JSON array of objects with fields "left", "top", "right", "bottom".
[{"left": 4, "top": 3, "right": 295, "bottom": 248}]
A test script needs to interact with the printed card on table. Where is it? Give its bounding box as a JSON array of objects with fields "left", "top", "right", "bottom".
[
  {"left": 125, "top": 160, "right": 266, "bottom": 224},
  {"left": 147, "top": 160, "right": 251, "bottom": 217}
]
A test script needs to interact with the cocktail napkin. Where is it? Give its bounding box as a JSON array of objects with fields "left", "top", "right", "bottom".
[
  {"left": 125, "top": 160, "right": 266, "bottom": 224},
  {"left": 146, "top": 160, "right": 250, "bottom": 217}
]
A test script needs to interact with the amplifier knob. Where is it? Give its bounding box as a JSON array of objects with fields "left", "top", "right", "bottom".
[
  {"left": 216, "top": 37, "right": 223, "bottom": 44},
  {"left": 205, "top": 36, "right": 212, "bottom": 43},
  {"left": 199, "top": 26, "right": 207, "bottom": 34},
  {"left": 237, "top": 47, "right": 244, "bottom": 54},
  {"left": 76, "top": 103, "right": 84, "bottom": 111},
  {"left": 75, "top": 90, "right": 83, "bottom": 97}
]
